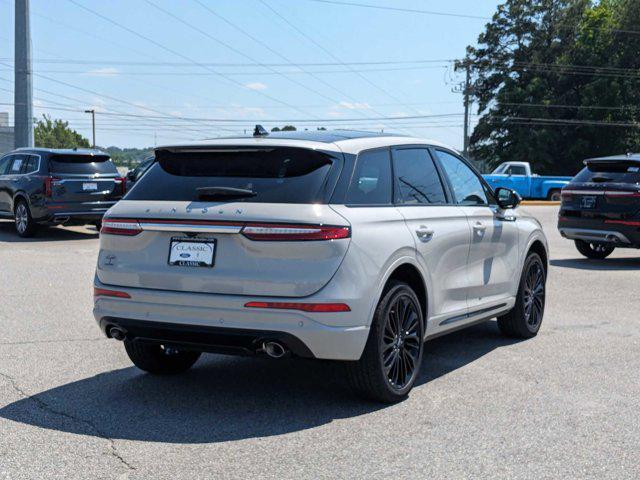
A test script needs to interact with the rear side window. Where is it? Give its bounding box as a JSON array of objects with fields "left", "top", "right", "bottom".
[
  {"left": 49, "top": 154, "right": 118, "bottom": 175},
  {"left": 127, "top": 147, "right": 338, "bottom": 203},
  {"left": 346, "top": 149, "right": 392, "bottom": 205},
  {"left": 574, "top": 162, "right": 640, "bottom": 184},
  {"left": 21, "top": 156, "right": 38, "bottom": 174},
  {"left": 393, "top": 148, "right": 446, "bottom": 205},
  {"left": 9, "top": 155, "right": 26, "bottom": 173},
  {"left": 506, "top": 165, "right": 526, "bottom": 175},
  {"left": 435, "top": 149, "right": 489, "bottom": 206}
]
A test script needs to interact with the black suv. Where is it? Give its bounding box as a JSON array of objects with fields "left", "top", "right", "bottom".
[
  {"left": 558, "top": 153, "right": 640, "bottom": 259},
  {"left": 0, "top": 148, "right": 125, "bottom": 237}
]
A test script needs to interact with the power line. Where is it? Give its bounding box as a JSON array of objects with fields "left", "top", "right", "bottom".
[
  {"left": 65, "top": 0, "right": 325, "bottom": 119},
  {"left": 301, "top": 0, "right": 488, "bottom": 20},
  {"left": 0, "top": 58, "right": 456, "bottom": 67},
  {"left": 258, "top": 0, "right": 419, "bottom": 134},
  {"left": 143, "top": 0, "right": 339, "bottom": 116},
  {"left": 193, "top": 0, "right": 383, "bottom": 114}
]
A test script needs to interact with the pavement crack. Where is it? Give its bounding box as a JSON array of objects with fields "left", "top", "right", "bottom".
[{"left": 0, "top": 370, "right": 135, "bottom": 471}]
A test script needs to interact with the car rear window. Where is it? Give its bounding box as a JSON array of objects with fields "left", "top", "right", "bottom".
[
  {"left": 574, "top": 161, "right": 640, "bottom": 184},
  {"left": 49, "top": 154, "right": 118, "bottom": 175},
  {"left": 126, "top": 147, "right": 339, "bottom": 203}
]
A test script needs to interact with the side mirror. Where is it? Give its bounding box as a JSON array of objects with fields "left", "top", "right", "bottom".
[
  {"left": 495, "top": 187, "right": 521, "bottom": 209},
  {"left": 126, "top": 170, "right": 136, "bottom": 181}
]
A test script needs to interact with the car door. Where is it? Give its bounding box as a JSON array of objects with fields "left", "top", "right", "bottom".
[
  {"left": 0, "top": 154, "right": 15, "bottom": 213},
  {"left": 504, "top": 164, "right": 530, "bottom": 197},
  {"left": 391, "top": 146, "right": 471, "bottom": 326},
  {"left": 4, "top": 154, "right": 28, "bottom": 211},
  {"left": 433, "top": 149, "right": 520, "bottom": 310}
]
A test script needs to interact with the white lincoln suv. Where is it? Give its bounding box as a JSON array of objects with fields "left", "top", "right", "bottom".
[{"left": 93, "top": 130, "right": 548, "bottom": 402}]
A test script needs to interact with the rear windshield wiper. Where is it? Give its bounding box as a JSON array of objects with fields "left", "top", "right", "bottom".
[
  {"left": 196, "top": 186, "right": 257, "bottom": 200},
  {"left": 591, "top": 176, "right": 614, "bottom": 183}
]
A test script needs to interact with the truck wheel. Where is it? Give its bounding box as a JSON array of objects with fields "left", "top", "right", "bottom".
[
  {"left": 14, "top": 200, "right": 38, "bottom": 238},
  {"left": 575, "top": 240, "right": 614, "bottom": 260},
  {"left": 547, "top": 189, "right": 561, "bottom": 202}
]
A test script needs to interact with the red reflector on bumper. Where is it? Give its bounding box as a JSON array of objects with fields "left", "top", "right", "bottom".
[
  {"left": 93, "top": 287, "right": 131, "bottom": 299},
  {"left": 244, "top": 301, "right": 351, "bottom": 312},
  {"left": 604, "top": 220, "right": 640, "bottom": 227}
]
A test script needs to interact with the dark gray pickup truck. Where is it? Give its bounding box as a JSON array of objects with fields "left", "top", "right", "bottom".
[{"left": 0, "top": 148, "right": 125, "bottom": 237}]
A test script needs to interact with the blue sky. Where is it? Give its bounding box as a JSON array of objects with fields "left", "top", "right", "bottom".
[{"left": 1, "top": 0, "right": 499, "bottom": 148}]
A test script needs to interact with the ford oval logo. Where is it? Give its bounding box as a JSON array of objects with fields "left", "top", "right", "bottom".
[{"left": 179, "top": 253, "right": 191, "bottom": 258}]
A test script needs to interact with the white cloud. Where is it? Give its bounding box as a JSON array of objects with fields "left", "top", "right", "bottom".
[
  {"left": 244, "top": 82, "right": 267, "bottom": 91},
  {"left": 84, "top": 67, "right": 119, "bottom": 77},
  {"left": 337, "top": 101, "right": 372, "bottom": 110}
]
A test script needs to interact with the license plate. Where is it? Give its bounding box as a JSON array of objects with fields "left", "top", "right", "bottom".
[
  {"left": 168, "top": 238, "right": 216, "bottom": 267},
  {"left": 82, "top": 182, "right": 98, "bottom": 191},
  {"left": 580, "top": 196, "right": 597, "bottom": 209}
]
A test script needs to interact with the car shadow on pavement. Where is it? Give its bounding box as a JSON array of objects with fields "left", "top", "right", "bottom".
[
  {"left": 0, "top": 221, "right": 99, "bottom": 242},
  {"left": 0, "top": 322, "right": 521, "bottom": 444},
  {"left": 550, "top": 257, "right": 640, "bottom": 271}
]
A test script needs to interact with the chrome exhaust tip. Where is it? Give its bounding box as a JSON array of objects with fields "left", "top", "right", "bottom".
[
  {"left": 262, "top": 341, "right": 287, "bottom": 359},
  {"left": 109, "top": 326, "right": 126, "bottom": 341}
]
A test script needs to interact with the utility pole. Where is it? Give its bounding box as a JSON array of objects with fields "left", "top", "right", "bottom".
[
  {"left": 14, "top": 0, "right": 33, "bottom": 148},
  {"left": 462, "top": 62, "right": 471, "bottom": 158},
  {"left": 84, "top": 109, "right": 96, "bottom": 148}
]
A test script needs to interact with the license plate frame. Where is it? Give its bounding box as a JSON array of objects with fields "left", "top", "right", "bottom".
[
  {"left": 168, "top": 237, "right": 217, "bottom": 268},
  {"left": 580, "top": 196, "right": 597, "bottom": 209}
]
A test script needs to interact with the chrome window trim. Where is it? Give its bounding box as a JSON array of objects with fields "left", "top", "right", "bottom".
[{"left": 1, "top": 153, "right": 41, "bottom": 177}]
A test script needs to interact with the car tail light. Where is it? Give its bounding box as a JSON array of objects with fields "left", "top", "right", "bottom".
[
  {"left": 240, "top": 223, "right": 350, "bottom": 241},
  {"left": 604, "top": 219, "right": 640, "bottom": 227},
  {"left": 93, "top": 287, "right": 131, "bottom": 299},
  {"left": 115, "top": 177, "right": 127, "bottom": 195},
  {"left": 604, "top": 191, "right": 640, "bottom": 198},
  {"left": 560, "top": 190, "right": 572, "bottom": 202},
  {"left": 44, "top": 176, "right": 61, "bottom": 197},
  {"left": 244, "top": 301, "right": 351, "bottom": 312},
  {"left": 100, "top": 218, "right": 142, "bottom": 236}
]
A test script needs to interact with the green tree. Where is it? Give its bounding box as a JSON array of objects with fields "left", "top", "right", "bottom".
[
  {"left": 463, "top": 0, "right": 640, "bottom": 175},
  {"left": 34, "top": 115, "right": 90, "bottom": 149},
  {"left": 281, "top": 125, "right": 297, "bottom": 131}
]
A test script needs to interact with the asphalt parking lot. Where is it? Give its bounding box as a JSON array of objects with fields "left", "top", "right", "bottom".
[{"left": 1, "top": 206, "right": 639, "bottom": 480}]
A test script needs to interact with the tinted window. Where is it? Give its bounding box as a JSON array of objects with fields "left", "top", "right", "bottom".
[
  {"left": 127, "top": 147, "right": 337, "bottom": 204},
  {"left": 49, "top": 154, "right": 118, "bottom": 174},
  {"left": 393, "top": 148, "right": 446, "bottom": 205},
  {"left": 573, "top": 162, "right": 640, "bottom": 184},
  {"left": 506, "top": 165, "right": 527, "bottom": 175},
  {"left": 346, "top": 149, "right": 392, "bottom": 205},
  {"left": 21, "top": 156, "right": 38, "bottom": 174},
  {"left": 9, "top": 155, "right": 26, "bottom": 174},
  {"left": 0, "top": 155, "right": 12, "bottom": 175},
  {"left": 435, "top": 150, "right": 489, "bottom": 206}
]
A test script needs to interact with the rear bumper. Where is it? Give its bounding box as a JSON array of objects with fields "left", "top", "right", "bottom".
[
  {"left": 93, "top": 278, "right": 370, "bottom": 361},
  {"left": 558, "top": 216, "right": 640, "bottom": 246},
  {"left": 33, "top": 202, "right": 117, "bottom": 224}
]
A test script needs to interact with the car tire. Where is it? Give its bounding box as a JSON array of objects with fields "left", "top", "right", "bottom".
[
  {"left": 124, "top": 340, "right": 201, "bottom": 374},
  {"left": 14, "top": 200, "right": 37, "bottom": 238},
  {"left": 93, "top": 220, "right": 102, "bottom": 232},
  {"left": 547, "top": 189, "right": 562, "bottom": 202},
  {"left": 574, "top": 239, "right": 614, "bottom": 260},
  {"left": 497, "top": 252, "right": 546, "bottom": 339},
  {"left": 346, "top": 280, "right": 425, "bottom": 403}
]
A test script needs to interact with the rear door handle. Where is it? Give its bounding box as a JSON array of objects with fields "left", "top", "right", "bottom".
[{"left": 415, "top": 225, "right": 434, "bottom": 242}]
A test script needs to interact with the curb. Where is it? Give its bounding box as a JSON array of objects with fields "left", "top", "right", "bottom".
[{"left": 521, "top": 201, "right": 561, "bottom": 206}]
